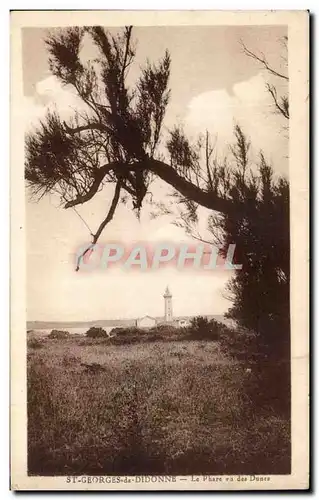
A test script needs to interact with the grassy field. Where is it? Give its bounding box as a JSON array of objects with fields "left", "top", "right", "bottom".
[{"left": 27, "top": 336, "right": 290, "bottom": 476}]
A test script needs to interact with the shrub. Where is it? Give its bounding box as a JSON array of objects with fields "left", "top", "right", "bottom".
[
  {"left": 189, "top": 316, "right": 223, "bottom": 340},
  {"left": 151, "top": 324, "right": 174, "bottom": 332},
  {"left": 219, "top": 324, "right": 290, "bottom": 416},
  {"left": 48, "top": 330, "right": 69, "bottom": 339},
  {"left": 85, "top": 326, "right": 108, "bottom": 338},
  {"left": 109, "top": 327, "right": 125, "bottom": 336},
  {"left": 149, "top": 324, "right": 178, "bottom": 337},
  {"left": 219, "top": 325, "right": 259, "bottom": 362},
  {"left": 27, "top": 338, "right": 43, "bottom": 349},
  {"left": 114, "top": 327, "right": 142, "bottom": 336},
  {"left": 111, "top": 335, "right": 142, "bottom": 346}
]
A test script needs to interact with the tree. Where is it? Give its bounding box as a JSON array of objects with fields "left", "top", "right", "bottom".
[
  {"left": 172, "top": 124, "right": 289, "bottom": 359},
  {"left": 25, "top": 26, "right": 290, "bottom": 356},
  {"left": 215, "top": 126, "right": 289, "bottom": 359},
  {"left": 240, "top": 37, "right": 289, "bottom": 121},
  {"left": 25, "top": 25, "right": 231, "bottom": 269},
  {"left": 165, "top": 35, "right": 290, "bottom": 363}
]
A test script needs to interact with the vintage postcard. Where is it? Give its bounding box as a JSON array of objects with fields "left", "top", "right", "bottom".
[{"left": 10, "top": 10, "right": 309, "bottom": 491}]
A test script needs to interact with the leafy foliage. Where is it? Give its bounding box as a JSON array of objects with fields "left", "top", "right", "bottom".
[
  {"left": 189, "top": 316, "right": 223, "bottom": 341},
  {"left": 176, "top": 125, "right": 289, "bottom": 361},
  {"left": 26, "top": 26, "right": 172, "bottom": 214},
  {"left": 85, "top": 326, "right": 108, "bottom": 338},
  {"left": 25, "top": 28, "right": 290, "bottom": 387},
  {"left": 25, "top": 112, "right": 89, "bottom": 200},
  {"left": 219, "top": 129, "right": 289, "bottom": 359},
  {"left": 27, "top": 338, "right": 44, "bottom": 349},
  {"left": 48, "top": 329, "right": 70, "bottom": 339}
]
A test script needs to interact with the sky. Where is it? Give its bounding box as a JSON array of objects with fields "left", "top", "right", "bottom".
[{"left": 23, "top": 25, "right": 288, "bottom": 322}]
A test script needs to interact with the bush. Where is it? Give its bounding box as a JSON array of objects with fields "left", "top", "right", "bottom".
[
  {"left": 219, "top": 325, "right": 260, "bottom": 362},
  {"left": 110, "top": 327, "right": 141, "bottom": 337},
  {"left": 189, "top": 316, "right": 223, "bottom": 340},
  {"left": 48, "top": 330, "right": 69, "bottom": 340},
  {"left": 150, "top": 325, "right": 177, "bottom": 336},
  {"left": 219, "top": 324, "right": 290, "bottom": 416},
  {"left": 109, "top": 327, "right": 125, "bottom": 336},
  {"left": 151, "top": 324, "right": 175, "bottom": 332},
  {"left": 85, "top": 326, "right": 108, "bottom": 338},
  {"left": 27, "top": 338, "right": 43, "bottom": 349},
  {"left": 111, "top": 335, "right": 142, "bottom": 346},
  {"left": 109, "top": 326, "right": 184, "bottom": 345}
]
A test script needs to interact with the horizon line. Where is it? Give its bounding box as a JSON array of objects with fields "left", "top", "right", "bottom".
[{"left": 27, "top": 313, "right": 226, "bottom": 324}]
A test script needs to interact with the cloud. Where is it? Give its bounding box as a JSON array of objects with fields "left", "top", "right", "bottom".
[
  {"left": 24, "top": 81, "right": 234, "bottom": 322},
  {"left": 184, "top": 73, "right": 288, "bottom": 174},
  {"left": 24, "top": 75, "right": 91, "bottom": 132},
  {"left": 23, "top": 96, "right": 47, "bottom": 131}
]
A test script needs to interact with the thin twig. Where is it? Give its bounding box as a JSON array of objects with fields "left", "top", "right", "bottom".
[
  {"left": 240, "top": 40, "right": 289, "bottom": 81},
  {"left": 75, "top": 180, "right": 122, "bottom": 271}
]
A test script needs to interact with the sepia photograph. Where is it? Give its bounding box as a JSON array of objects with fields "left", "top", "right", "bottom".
[{"left": 10, "top": 10, "right": 309, "bottom": 491}]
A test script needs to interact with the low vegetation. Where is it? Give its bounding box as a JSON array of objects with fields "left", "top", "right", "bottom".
[
  {"left": 48, "top": 329, "right": 70, "bottom": 340},
  {"left": 27, "top": 324, "right": 290, "bottom": 476},
  {"left": 27, "top": 338, "right": 44, "bottom": 350},
  {"left": 85, "top": 326, "right": 108, "bottom": 338},
  {"left": 107, "top": 317, "right": 231, "bottom": 345}
]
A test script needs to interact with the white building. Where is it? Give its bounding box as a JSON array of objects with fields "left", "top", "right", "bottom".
[
  {"left": 136, "top": 315, "right": 157, "bottom": 328},
  {"left": 136, "top": 287, "right": 175, "bottom": 329},
  {"left": 163, "top": 286, "right": 173, "bottom": 322}
]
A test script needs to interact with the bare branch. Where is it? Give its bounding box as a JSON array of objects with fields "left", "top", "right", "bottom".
[
  {"left": 205, "top": 130, "right": 214, "bottom": 190},
  {"left": 240, "top": 40, "right": 288, "bottom": 81},
  {"left": 92, "top": 180, "right": 122, "bottom": 244},
  {"left": 75, "top": 180, "right": 122, "bottom": 271},
  {"left": 64, "top": 156, "right": 231, "bottom": 214},
  {"left": 120, "top": 26, "right": 133, "bottom": 87},
  {"left": 64, "top": 162, "right": 120, "bottom": 208},
  {"left": 266, "top": 83, "right": 289, "bottom": 120},
  {"left": 146, "top": 159, "right": 230, "bottom": 214},
  {"left": 63, "top": 121, "right": 109, "bottom": 135}
]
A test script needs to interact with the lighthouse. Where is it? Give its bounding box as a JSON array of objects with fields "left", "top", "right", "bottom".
[{"left": 163, "top": 286, "right": 173, "bottom": 323}]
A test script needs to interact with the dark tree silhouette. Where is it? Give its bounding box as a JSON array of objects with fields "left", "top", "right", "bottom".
[
  {"left": 240, "top": 37, "right": 289, "bottom": 120},
  {"left": 25, "top": 26, "right": 231, "bottom": 252},
  {"left": 25, "top": 27, "right": 290, "bottom": 372},
  {"left": 171, "top": 125, "right": 290, "bottom": 361},
  {"left": 214, "top": 127, "right": 289, "bottom": 359}
]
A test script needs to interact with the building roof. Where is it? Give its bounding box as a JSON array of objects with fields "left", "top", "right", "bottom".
[{"left": 137, "top": 315, "right": 156, "bottom": 321}]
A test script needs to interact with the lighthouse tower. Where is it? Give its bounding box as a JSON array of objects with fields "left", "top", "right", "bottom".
[{"left": 163, "top": 286, "right": 173, "bottom": 323}]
